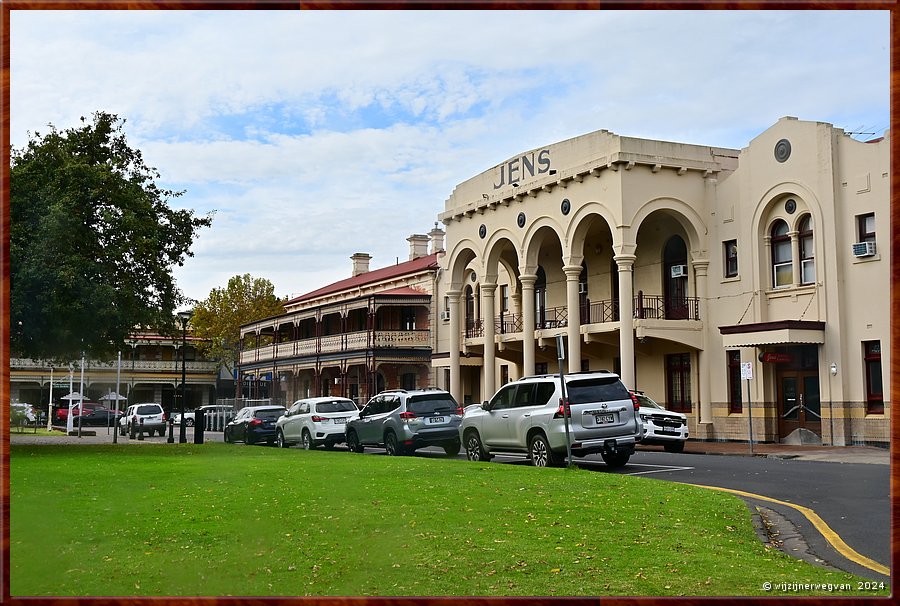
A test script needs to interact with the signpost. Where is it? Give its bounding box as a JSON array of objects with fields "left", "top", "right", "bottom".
[
  {"left": 740, "top": 361, "right": 754, "bottom": 455},
  {"left": 555, "top": 334, "right": 573, "bottom": 467}
]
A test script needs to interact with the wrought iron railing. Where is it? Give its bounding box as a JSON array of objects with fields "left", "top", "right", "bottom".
[
  {"left": 633, "top": 292, "right": 700, "bottom": 320},
  {"left": 583, "top": 299, "right": 620, "bottom": 323}
]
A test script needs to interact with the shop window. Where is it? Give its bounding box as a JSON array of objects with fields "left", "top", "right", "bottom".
[
  {"left": 770, "top": 220, "right": 792, "bottom": 288},
  {"left": 727, "top": 351, "right": 742, "bottom": 413},
  {"left": 799, "top": 215, "right": 815, "bottom": 284},
  {"left": 666, "top": 353, "right": 692, "bottom": 413},
  {"left": 723, "top": 240, "right": 738, "bottom": 278},
  {"left": 864, "top": 341, "right": 883, "bottom": 414}
]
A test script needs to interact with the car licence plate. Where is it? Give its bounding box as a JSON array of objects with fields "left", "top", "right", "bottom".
[
  {"left": 333, "top": 418, "right": 347, "bottom": 424},
  {"left": 428, "top": 416, "right": 445, "bottom": 424},
  {"left": 594, "top": 413, "right": 615, "bottom": 424}
]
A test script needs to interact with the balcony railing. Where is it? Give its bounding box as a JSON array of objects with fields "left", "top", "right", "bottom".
[
  {"left": 240, "top": 329, "right": 430, "bottom": 364},
  {"left": 634, "top": 292, "right": 700, "bottom": 321},
  {"left": 10, "top": 358, "right": 218, "bottom": 373},
  {"left": 583, "top": 299, "right": 620, "bottom": 323}
]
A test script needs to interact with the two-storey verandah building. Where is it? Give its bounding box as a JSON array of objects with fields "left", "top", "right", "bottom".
[
  {"left": 239, "top": 231, "right": 444, "bottom": 407},
  {"left": 434, "top": 118, "right": 889, "bottom": 446}
]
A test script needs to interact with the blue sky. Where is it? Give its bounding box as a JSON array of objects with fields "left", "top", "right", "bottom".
[{"left": 10, "top": 9, "right": 890, "bottom": 303}]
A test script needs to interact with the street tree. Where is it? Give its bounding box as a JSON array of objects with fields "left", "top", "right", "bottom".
[
  {"left": 190, "top": 274, "right": 286, "bottom": 372},
  {"left": 10, "top": 111, "right": 212, "bottom": 361}
]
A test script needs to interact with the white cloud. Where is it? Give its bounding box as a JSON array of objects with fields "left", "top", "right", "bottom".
[{"left": 10, "top": 9, "right": 889, "bottom": 302}]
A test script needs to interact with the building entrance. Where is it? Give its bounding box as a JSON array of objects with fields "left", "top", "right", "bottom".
[{"left": 773, "top": 345, "right": 821, "bottom": 441}]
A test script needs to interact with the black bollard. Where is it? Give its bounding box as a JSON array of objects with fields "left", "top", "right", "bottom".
[
  {"left": 194, "top": 408, "right": 205, "bottom": 444},
  {"left": 129, "top": 417, "right": 136, "bottom": 440},
  {"left": 167, "top": 417, "right": 175, "bottom": 444},
  {"left": 138, "top": 418, "right": 145, "bottom": 441}
]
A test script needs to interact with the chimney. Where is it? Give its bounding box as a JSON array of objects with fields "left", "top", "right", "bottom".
[
  {"left": 407, "top": 234, "right": 429, "bottom": 260},
  {"left": 351, "top": 253, "right": 371, "bottom": 277},
  {"left": 429, "top": 223, "right": 445, "bottom": 254}
]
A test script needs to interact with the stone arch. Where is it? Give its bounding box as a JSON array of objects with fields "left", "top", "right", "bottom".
[
  {"left": 521, "top": 218, "right": 565, "bottom": 273},
  {"left": 629, "top": 197, "right": 707, "bottom": 254},
  {"left": 446, "top": 238, "right": 481, "bottom": 291},
  {"left": 565, "top": 202, "right": 621, "bottom": 264},
  {"left": 483, "top": 229, "right": 522, "bottom": 286}
]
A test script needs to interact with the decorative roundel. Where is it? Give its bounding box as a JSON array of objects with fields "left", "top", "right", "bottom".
[
  {"left": 517, "top": 212, "right": 526, "bottom": 228},
  {"left": 561, "top": 198, "right": 571, "bottom": 215},
  {"left": 774, "top": 139, "right": 792, "bottom": 163},
  {"left": 478, "top": 224, "right": 487, "bottom": 239},
  {"left": 784, "top": 198, "right": 797, "bottom": 214},
  {"left": 470, "top": 271, "right": 477, "bottom": 282}
]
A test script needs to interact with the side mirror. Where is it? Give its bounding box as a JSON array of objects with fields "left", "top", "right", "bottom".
[{"left": 481, "top": 401, "right": 491, "bottom": 411}]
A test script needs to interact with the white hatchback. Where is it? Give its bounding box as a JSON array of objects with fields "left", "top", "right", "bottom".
[{"left": 276, "top": 397, "right": 359, "bottom": 449}]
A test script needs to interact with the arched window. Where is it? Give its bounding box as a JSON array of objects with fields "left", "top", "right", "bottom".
[
  {"left": 799, "top": 215, "right": 815, "bottom": 285},
  {"left": 771, "top": 220, "right": 792, "bottom": 288},
  {"left": 535, "top": 266, "right": 547, "bottom": 327}
]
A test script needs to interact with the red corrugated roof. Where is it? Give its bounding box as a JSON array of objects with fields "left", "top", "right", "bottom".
[{"left": 286, "top": 254, "right": 439, "bottom": 305}]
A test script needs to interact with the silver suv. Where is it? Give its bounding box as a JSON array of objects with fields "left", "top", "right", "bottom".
[
  {"left": 345, "top": 389, "right": 462, "bottom": 456},
  {"left": 459, "top": 372, "right": 642, "bottom": 468},
  {"left": 119, "top": 403, "right": 167, "bottom": 437}
]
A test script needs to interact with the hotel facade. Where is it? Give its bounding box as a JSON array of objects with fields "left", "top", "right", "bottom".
[{"left": 432, "top": 117, "right": 889, "bottom": 446}]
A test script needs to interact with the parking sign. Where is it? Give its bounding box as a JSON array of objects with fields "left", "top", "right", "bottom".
[{"left": 740, "top": 362, "right": 753, "bottom": 380}]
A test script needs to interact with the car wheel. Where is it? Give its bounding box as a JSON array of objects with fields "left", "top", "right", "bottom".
[
  {"left": 301, "top": 430, "right": 314, "bottom": 450},
  {"left": 384, "top": 431, "right": 404, "bottom": 456},
  {"left": 601, "top": 451, "right": 631, "bottom": 469},
  {"left": 464, "top": 430, "right": 491, "bottom": 462},
  {"left": 186, "top": 418, "right": 194, "bottom": 427},
  {"left": 276, "top": 430, "right": 288, "bottom": 449},
  {"left": 529, "top": 433, "right": 562, "bottom": 468},
  {"left": 664, "top": 441, "right": 685, "bottom": 454},
  {"left": 346, "top": 430, "right": 364, "bottom": 453},
  {"left": 246, "top": 430, "right": 255, "bottom": 446},
  {"left": 224, "top": 428, "right": 232, "bottom": 443},
  {"left": 443, "top": 440, "right": 461, "bottom": 456}
]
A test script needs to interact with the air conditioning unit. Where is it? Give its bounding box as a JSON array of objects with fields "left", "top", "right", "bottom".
[
  {"left": 439, "top": 310, "right": 451, "bottom": 321},
  {"left": 670, "top": 265, "right": 688, "bottom": 278},
  {"left": 852, "top": 241, "right": 877, "bottom": 258}
]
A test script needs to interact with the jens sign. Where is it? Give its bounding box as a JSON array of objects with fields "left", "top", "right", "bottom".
[{"left": 493, "top": 149, "right": 552, "bottom": 189}]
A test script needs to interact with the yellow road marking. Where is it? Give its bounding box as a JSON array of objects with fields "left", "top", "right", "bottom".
[{"left": 690, "top": 483, "right": 890, "bottom": 577}]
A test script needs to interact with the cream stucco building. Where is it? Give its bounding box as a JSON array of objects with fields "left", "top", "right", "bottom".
[{"left": 433, "top": 117, "right": 889, "bottom": 446}]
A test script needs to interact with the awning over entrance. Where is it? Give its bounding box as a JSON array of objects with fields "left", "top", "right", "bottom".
[{"left": 719, "top": 320, "right": 825, "bottom": 348}]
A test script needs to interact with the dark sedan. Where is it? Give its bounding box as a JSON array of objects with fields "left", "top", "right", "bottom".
[
  {"left": 224, "top": 405, "right": 286, "bottom": 446},
  {"left": 73, "top": 408, "right": 125, "bottom": 427}
]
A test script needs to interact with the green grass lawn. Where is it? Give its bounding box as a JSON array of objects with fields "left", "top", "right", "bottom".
[{"left": 10, "top": 443, "right": 888, "bottom": 597}]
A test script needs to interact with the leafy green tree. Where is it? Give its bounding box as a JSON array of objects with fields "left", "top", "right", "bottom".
[
  {"left": 10, "top": 111, "right": 212, "bottom": 361},
  {"left": 191, "top": 274, "right": 286, "bottom": 369}
]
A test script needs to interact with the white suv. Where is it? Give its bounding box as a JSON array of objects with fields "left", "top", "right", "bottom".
[
  {"left": 276, "top": 397, "right": 360, "bottom": 449},
  {"left": 631, "top": 390, "right": 688, "bottom": 453},
  {"left": 460, "top": 372, "right": 642, "bottom": 468},
  {"left": 119, "top": 403, "right": 167, "bottom": 437}
]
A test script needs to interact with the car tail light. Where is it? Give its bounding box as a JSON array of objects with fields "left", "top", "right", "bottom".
[
  {"left": 455, "top": 406, "right": 464, "bottom": 415},
  {"left": 554, "top": 398, "right": 571, "bottom": 419},
  {"left": 311, "top": 415, "right": 328, "bottom": 423},
  {"left": 630, "top": 392, "right": 640, "bottom": 411},
  {"left": 162, "top": 412, "right": 167, "bottom": 422},
  {"left": 250, "top": 418, "right": 263, "bottom": 426},
  {"left": 399, "top": 411, "right": 417, "bottom": 420}
]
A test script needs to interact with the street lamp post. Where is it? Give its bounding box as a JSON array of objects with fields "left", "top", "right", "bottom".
[{"left": 177, "top": 309, "right": 194, "bottom": 444}]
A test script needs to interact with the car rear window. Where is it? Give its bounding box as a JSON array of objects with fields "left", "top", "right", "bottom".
[
  {"left": 254, "top": 408, "right": 285, "bottom": 420},
  {"left": 567, "top": 377, "right": 630, "bottom": 404},
  {"left": 407, "top": 394, "right": 458, "bottom": 414},
  {"left": 316, "top": 400, "right": 357, "bottom": 413},
  {"left": 137, "top": 405, "right": 162, "bottom": 415}
]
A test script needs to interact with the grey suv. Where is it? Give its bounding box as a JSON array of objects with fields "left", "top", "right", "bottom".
[
  {"left": 459, "top": 372, "right": 642, "bottom": 468},
  {"left": 345, "top": 389, "right": 462, "bottom": 456}
]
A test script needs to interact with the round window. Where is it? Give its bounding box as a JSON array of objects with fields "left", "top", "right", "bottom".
[
  {"left": 479, "top": 224, "right": 487, "bottom": 239},
  {"left": 517, "top": 212, "right": 526, "bottom": 228},
  {"left": 561, "top": 199, "right": 571, "bottom": 215},
  {"left": 774, "top": 139, "right": 792, "bottom": 163}
]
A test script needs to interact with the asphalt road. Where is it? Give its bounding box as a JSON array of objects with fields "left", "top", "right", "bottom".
[{"left": 555, "top": 449, "right": 890, "bottom": 582}]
